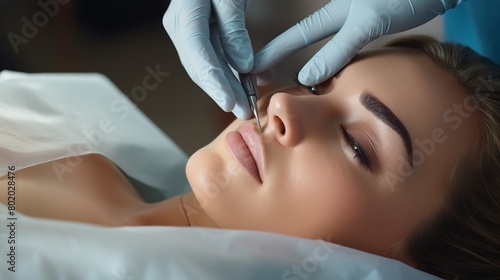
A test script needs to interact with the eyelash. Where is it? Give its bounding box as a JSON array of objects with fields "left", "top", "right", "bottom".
[{"left": 341, "top": 126, "right": 372, "bottom": 171}]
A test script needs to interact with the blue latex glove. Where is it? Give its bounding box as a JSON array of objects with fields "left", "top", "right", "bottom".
[
  {"left": 253, "top": 0, "right": 464, "bottom": 86},
  {"left": 163, "top": 0, "right": 254, "bottom": 119}
]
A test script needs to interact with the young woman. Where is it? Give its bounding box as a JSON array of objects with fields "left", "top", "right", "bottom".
[{"left": 1, "top": 36, "right": 499, "bottom": 279}]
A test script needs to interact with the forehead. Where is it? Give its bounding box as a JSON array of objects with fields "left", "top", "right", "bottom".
[
  {"left": 336, "top": 47, "right": 480, "bottom": 171},
  {"left": 341, "top": 48, "right": 475, "bottom": 129}
]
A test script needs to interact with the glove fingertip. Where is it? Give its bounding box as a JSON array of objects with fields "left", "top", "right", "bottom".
[
  {"left": 298, "top": 66, "right": 321, "bottom": 86},
  {"left": 226, "top": 45, "right": 254, "bottom": 73},
  {"left": 203, "top": 83, "right": 235, "bottom": 112},
  {"left": 299, "top": 53, "right": 343, "bottom": 86},
  {"left": 232, "top": 104, "right": 252, "bottom": 120},
  {"left": 236, "top": 55, "right": 255, "bottom": 73}
]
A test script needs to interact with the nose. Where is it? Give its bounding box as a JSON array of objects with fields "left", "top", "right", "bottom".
[{"left": 266, "top": 92, "right": 318, "bottom": 147}]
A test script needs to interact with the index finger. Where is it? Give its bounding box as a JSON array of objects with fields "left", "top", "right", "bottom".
[
  {"left": 168, "top": 0, "right": 236, "bottom": 111},
  {"left": 253, "top": 0, "right": 350, "bottom": 72}
]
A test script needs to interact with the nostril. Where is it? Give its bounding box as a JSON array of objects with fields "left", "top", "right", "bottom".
[{"left": 273, "top": 116, "right": 286, "bottom": 136}]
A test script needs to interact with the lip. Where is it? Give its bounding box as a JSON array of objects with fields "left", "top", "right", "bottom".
[{"left": 225, "top": 122, "right": 265, "bottom": 183}]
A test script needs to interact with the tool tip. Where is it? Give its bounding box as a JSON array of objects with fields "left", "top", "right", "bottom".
[{"left": 256, "top": 120, "right": 263, "bottom": 134}]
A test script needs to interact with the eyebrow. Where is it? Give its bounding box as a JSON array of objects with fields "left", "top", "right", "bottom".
[{"left": 360, "top": 91, "right": 413, "bottom": 168}]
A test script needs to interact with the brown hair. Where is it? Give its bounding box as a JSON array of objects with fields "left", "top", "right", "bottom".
[{"left": 385, "top": 35, "right": 500, "bottom": 279}]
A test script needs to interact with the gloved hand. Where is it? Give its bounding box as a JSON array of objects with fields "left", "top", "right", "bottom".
[
  {"left": 253, "top": 0, "right": 464, "bottom": 86},
  {"left": 163, "top": 0, "right": 254, "bottom": 119}
]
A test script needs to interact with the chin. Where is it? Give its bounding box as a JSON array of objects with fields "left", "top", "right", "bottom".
[{"left": 185, "top": 138, "right": 235, "bottom": 208}]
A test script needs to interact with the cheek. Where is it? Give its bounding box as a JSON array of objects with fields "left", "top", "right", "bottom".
[
  {"left": 265, "top": 145, "right": 378, "bottom": 240},
  {"left": 186, "top": 146, "right": 224, "bottom": 206}
]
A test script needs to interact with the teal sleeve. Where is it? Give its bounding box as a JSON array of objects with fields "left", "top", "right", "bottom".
[{"left": 444, "top": 0, "right": 500, "bottom": 65}]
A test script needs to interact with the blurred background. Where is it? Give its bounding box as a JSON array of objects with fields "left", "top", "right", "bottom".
[{"left": 0, "top": 0, "right": 442, "bottom": 155}]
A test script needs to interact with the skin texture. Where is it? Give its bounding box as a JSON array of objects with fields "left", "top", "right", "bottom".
[{"left": 186, "top": 47, "right": 479, "bottom": 258}]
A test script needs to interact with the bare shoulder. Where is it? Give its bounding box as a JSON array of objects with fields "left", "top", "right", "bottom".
[{"left": 0, "top": 153, "right": 145, "bottom": 226}]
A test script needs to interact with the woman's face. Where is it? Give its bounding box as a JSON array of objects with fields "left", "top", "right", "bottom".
[{"left": 186, "top": 48, "right": 478, "bottom": 257}]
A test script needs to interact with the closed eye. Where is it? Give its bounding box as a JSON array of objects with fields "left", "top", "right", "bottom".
[{"left": 341, "top": 126, "right": 372, "bottom": 171}]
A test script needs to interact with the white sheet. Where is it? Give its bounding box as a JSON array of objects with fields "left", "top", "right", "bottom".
[{"left": 0, "top": 70, "right": 440, "bottom": 279}]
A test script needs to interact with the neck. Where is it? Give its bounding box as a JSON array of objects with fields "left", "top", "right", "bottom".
[{"left": 132, "top": 192, "right": 217, "bottom": 228}]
